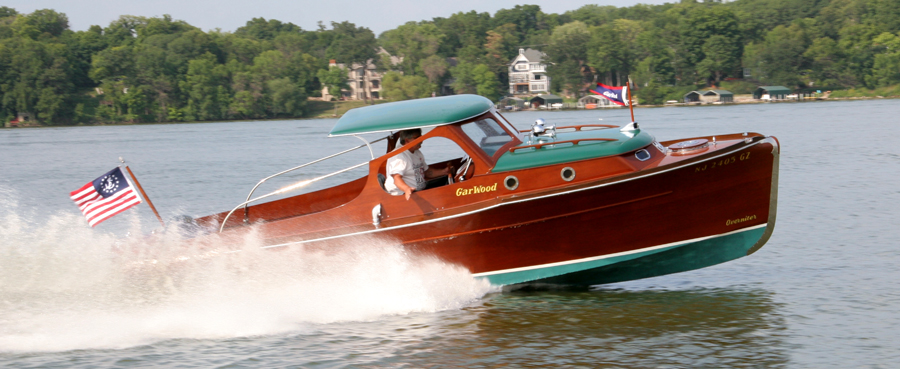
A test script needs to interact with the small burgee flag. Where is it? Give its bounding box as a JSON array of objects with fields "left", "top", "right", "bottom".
[
  {"left": 590, "top": 83, "right": 628, "bottom": 106},
  {"left": 70, "top": 167, "right": 142, "bottom": 227}
]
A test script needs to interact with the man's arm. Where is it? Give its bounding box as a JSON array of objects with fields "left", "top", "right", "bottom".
[
  {"left": 391, "top": 174, "right": 415, "bottom": 200},
  {"left": 424, "top": 165, "right": 451, "bottom": 180}
]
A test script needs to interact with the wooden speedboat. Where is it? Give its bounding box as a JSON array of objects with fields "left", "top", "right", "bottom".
[{"left": 195, "top": 94, "right": 779, "bottom": 287}]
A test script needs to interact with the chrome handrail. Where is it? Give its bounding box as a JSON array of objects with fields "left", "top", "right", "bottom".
[
  {"left": 241, "top": 135, "right": 386, "bottom": 222},
  {"left": 220, "top": 161, "right": 370, "bottom": 232}
]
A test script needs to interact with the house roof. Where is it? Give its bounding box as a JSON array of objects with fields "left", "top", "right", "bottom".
[
  {"left": 529, "top": 94, "right": 563, "bottom": 104},
  {"left": 499, "top": 97, "right": 525, "bottom": 107},
  {"left": 755, "top": 86, "right": 791, "bottom": 95},
  {"left": 509, "top": 48, "right": 545, "bottom": 64},
  {"left": 702, "top": 89, "right": 733, "bottom": 97},
  {"left": 329, "top": 95, "right": 494, "bottom": 137}
]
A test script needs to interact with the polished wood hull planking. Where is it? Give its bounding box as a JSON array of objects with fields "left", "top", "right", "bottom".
[{"left": 197, "top": 132, "right": 779, "bottom": 287}]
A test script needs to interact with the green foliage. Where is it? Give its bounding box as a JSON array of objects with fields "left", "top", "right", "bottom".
[
  {"left": 382, "top": 71, "right": 435, "bottom": 101},
  {"left": 316, "top": 66, "right": 349, "bottom": 99},
  {"left": 325, "top": 21, "right": 378, "bottom": 68},
  {"left": 828, "top": 84, "right": 900, "bottom": 97},
  {"left": 743, "top": 23, "right": 810, "bottom": 87},
  {"left": 866, "top": 32, "right": 900, "bottom": 87},
  {"left": 419, "top": 55, "right": 449, "bottom": 84},
  {"left": 4, "top": 2, "right": 900, "bottom": 125},
  {"left": 379, "top": 22, "right": 444, "bottom": 75},
  {"left": 545, "top": 21, "right": 591, "bottom": 89},
  {"left": 433, "top": 11, "right": 491, "bottom": 57},
  {"left": 718, "top": 80, "right": 757, "bottom": 94},
  {"left": 450, "top": 62, "right": 500, "bottom": 101},
  {"left": 635, "top": 83, "right": 696, "bottom": 105}
]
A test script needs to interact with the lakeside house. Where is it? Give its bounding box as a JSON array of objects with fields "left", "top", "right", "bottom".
[
  {"left": 508, "top": 48, "right": 550, "bottom": 95},
  {"left": 321, "top": 48, "right": 401, "bottom": 101}
]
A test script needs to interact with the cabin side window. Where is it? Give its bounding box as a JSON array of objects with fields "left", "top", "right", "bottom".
[
  {"left": 380, "top": 134, "right": 469, "bottom": 195},
  {"left": 460, "top": 119, "right": 514, "bottom": 157}
]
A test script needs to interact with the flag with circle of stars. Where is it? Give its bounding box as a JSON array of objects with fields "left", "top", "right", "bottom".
[{"left": 70, "top": 167, "right": 142, "bottom": 227}]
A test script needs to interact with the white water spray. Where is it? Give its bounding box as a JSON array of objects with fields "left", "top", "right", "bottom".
[{"left": 0, "top": 193, "right": 494, "bottom": 353}]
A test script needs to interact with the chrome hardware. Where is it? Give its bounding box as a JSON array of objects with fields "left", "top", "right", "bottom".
[
  {"left": 372, "top": 204, "right": 382, "bottom": 227},
  {"left": 531, "top": 118, "right": 546, "bottom": 140},
  {"left": 652, "top": 141, "right": 667, "bottom": 154},
  {"left": 220, "top": 135, "right": 388, "bottom": 232},
  {"left": 241, "top": 136, "right": 387, "bottom": 223},
  {"left": 669, "top": 139, "right": 709, "bottom": 152},
  {"left": 561, "top": 167, "right": 576, "bottom": 181},
  {"left": 620, "top": 121, "right": 640, "bottom": 132},
  {"left": 504, "top": 175, "right": 519, "bottom": 190},
  {"left": 220, "top": 161, "right": 369, "bottom": 232},
  {"left": 530, "top": 118, "right": 556, "bottom": 140}
]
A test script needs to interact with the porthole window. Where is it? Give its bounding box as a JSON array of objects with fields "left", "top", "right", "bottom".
[
  {"left": 561, "top": 167, "right": 576, "bottom": 181},
  {"left": 504, "top": 175, "right": 519, "bottom": 190}
]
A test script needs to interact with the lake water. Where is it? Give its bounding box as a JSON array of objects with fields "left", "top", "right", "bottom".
[{"left": 1, "top": 99, "right": 899, "bottom": 367}]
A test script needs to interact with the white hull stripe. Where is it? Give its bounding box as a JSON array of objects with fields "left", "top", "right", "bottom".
[
  {"left": 471, "top": 223, "right": 768, "bottom": 277},
  {"left": 259, "top": 139, "right": 772, "bottom": 250}
]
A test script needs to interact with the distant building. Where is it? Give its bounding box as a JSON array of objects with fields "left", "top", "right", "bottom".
[
  {"left": 684, "top": 90, "right": 734, "bottom": 104},
  {"left": 578, "top": 95, "right": 619, "bottom": 109},
  {"left": 528, "top": 94, "right": 563, "bottom": 108},
  {"left": 322, "top": 48, "right": 400, "bottom": 101},
  {"left": 508, "top": 48, "right": 550, "bottom": 95},
  {"left": 753, "top": 86, "right": 791, "bottom": 100},
  {"left": 497, "top": 96, "right": 526, "bottom": 111}
]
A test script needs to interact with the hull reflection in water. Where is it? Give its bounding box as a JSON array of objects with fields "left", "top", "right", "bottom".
[{"left": 296, "top": 288, "right": 789, "bottom": 368}]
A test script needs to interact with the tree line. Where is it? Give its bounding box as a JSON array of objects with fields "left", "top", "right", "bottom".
[{"left": 2, "top": 0, "right": 900, "bottom": 125}]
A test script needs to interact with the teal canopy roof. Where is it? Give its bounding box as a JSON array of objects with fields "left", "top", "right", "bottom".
[
  {"left": 492, "top": 128, "right": 654, "bottom": 172},
  {"left": 329, "top": 95, "right": 494, "bottom": 137}
]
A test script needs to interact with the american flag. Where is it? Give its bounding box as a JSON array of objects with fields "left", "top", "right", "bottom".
[{"left": 70, "top": 167, "right": 142, "bottom": 227}]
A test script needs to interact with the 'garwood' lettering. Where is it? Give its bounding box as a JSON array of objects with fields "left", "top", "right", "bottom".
[{"left": 456, "top": 183, "right": 498, "bottom": 196}]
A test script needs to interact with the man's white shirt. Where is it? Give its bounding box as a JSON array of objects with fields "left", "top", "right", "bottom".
[{"left": 385, "top": 149, "right": 428, "bottom": 195}]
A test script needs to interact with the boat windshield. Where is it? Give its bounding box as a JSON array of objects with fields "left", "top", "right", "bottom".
[{"left": 460, "top": 118, "right": 514, "bottom": 157}]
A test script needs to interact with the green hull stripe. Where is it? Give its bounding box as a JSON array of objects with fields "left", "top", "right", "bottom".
[{"left": 479, "top": 225, "right": 767, "bottom": 286}]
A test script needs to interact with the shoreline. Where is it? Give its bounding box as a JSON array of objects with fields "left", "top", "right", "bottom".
[{"left": 3, "top": 95, "right": 897, "bottom": 129}]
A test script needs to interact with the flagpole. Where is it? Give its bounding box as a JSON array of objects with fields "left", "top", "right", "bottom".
[
  {"left": 119, "top": 157, "right": 165, "bottom": 228},
  {"left": 627, "top": 76, "right": 635, "bottom": 123}
]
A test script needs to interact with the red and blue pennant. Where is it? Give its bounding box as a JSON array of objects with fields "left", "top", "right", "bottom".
[{"left": 590, "top": 83, "right": 629, "bottom": 106}]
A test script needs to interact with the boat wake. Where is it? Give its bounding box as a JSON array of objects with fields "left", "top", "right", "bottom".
[{"left": 0, "top": 194, "right": 494, "bottom": 353}]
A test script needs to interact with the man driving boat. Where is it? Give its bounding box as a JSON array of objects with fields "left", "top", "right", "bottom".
[{"left": 384, "top": 129, "right": 452, "bottom": 200}]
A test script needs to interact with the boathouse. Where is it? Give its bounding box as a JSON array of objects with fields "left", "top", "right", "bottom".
[
  {"left": 684, "top": 90, "right": 734, "bottom": 104},
  {"left": 529, "top": 94, "right": 563, "bottom": 109},
  {"left": 753, "top": 86, "right": 791, "bottom": 100},
  {"left": 498, "top": 96, "right": 525, "bottom": 110},
  {"left": 578, "top": 94, "right": 619, "bottom": 108}
]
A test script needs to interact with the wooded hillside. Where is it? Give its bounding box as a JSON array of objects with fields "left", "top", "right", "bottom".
[{"left": 2, "top": 0, "right": 898, "bottom": 125}]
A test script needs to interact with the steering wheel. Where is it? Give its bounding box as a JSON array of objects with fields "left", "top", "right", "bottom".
[{"left": 454, "top": 155, "right": 473, "bottom": 183}]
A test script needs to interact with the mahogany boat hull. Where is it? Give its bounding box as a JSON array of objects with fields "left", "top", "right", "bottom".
[
  {"left": 213, "top": 134, "right": 779, "bottom": 287},
  {"left": 394, "top": 136, "right": 778, "bottom": 286}
]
